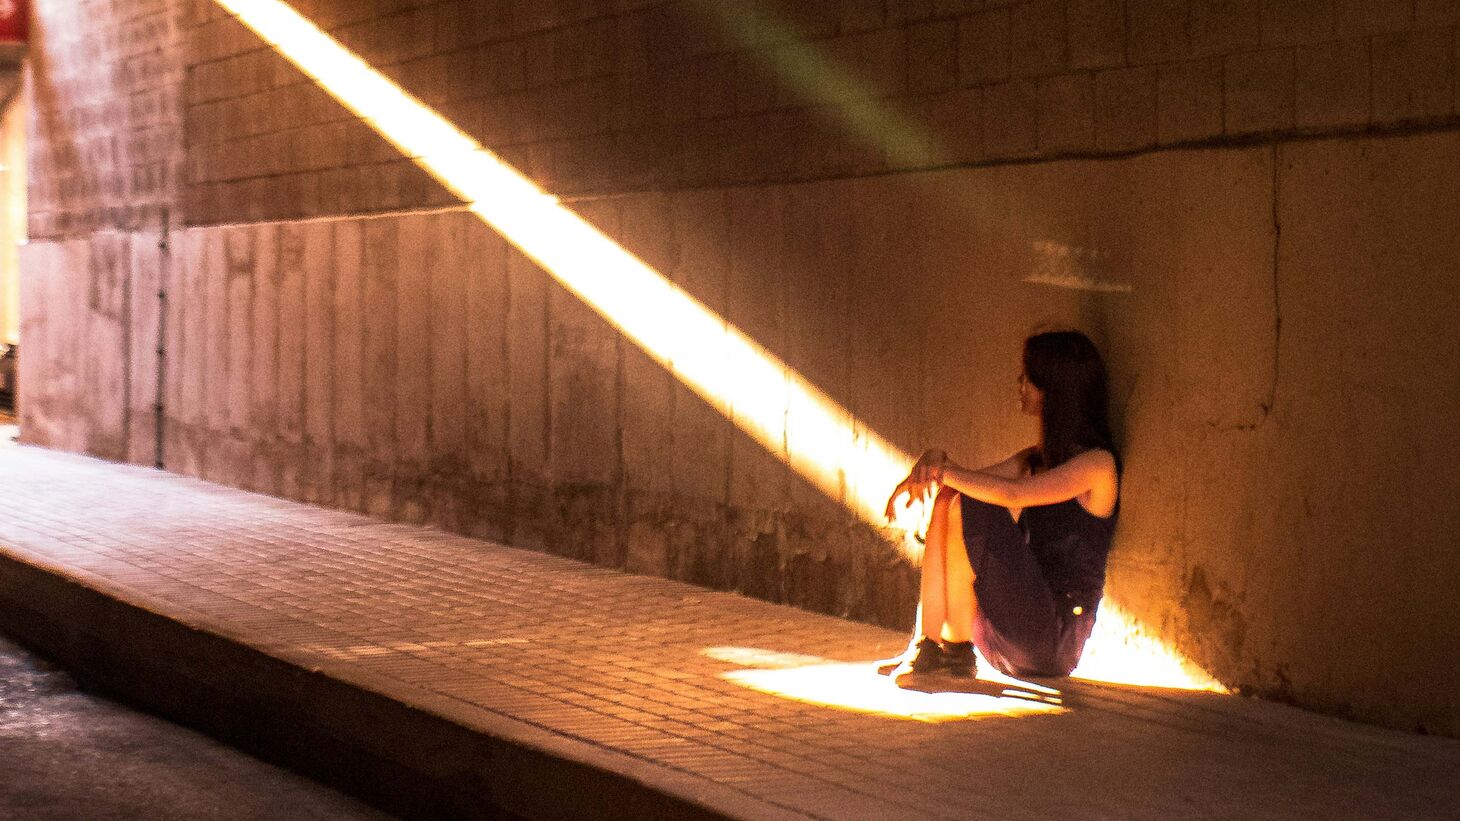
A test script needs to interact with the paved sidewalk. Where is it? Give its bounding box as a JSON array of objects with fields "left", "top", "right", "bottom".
[{"left": 1, "top": 442, "right": 1458, "bottom": 820}]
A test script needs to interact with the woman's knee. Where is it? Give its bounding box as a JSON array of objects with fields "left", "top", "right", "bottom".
[{"left": 932, "top": 485, "right": 960, "bottom": 511}]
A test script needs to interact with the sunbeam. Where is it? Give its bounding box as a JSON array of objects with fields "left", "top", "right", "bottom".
[{"left": 213, "top": 0, "right": 1223, "bottom": 694}]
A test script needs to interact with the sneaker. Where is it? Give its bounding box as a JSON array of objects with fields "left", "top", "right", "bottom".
[
  {"left": 889, "top": 637, "right": 948, "bottom": 680},
  {"left": 890, "top": 639, "right": 980, "bottom": 685},
  {"left": 939, "top": 640, "right": 977, "bottom": 678}
]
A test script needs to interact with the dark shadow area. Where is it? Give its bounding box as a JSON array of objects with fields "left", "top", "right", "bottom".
[
  {"left": 0, "top": 630, "right": 397, "bottom": 821},
  {"left": 893, "top": 671, "right": 1065, "bottom": 707},
  {"left": 0, "top": 343, "right": 14, "bottom": 415}
]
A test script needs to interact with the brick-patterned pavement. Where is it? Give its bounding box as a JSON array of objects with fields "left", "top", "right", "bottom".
[{"left": 2, "top": 440, "right": 1458, "bottom": 820}]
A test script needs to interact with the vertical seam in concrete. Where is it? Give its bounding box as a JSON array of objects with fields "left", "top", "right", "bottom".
[
  {"left": 1149, "top": 57, "right": 1159, "bottom": 139},
  {"left": 458, "top": 218, "right": 472, "bottom": 523},
  {"left": 1366, "top": 35, "right": 1375, "bottom": 124},
  {"left": 779, "top": 194, "right": 790, "bottom": 466},
  {"left": 350, "top": 219, "right": 364, "bottom": 499},
  {"left": 1450, "top": 24, "right": 1458, "bottom": 116},
  {"left": 155, "top": 212, "right": 170, "bottom": 469},
  {"left": 540, "top": 262, "right": 551, "bottom": 487},
  {"left": 326, "top": 220, "right": 340, "bottom": 505},
  {"left": 722, "top": 198, "right": 735, "bottom": 512},
  {"left": 1285, "top": 47, "right": 1296, "bottom": 129},
  {"left": 121, "top": 234, "right": 134, "bottom": 463},
  {"left": 1061, "top": 0, "right": 1071, "bottom": 69},
  {"left": 502, "top": 245, "right": 516, "bottom": 544},
  {"left": 1267, "top": 142, "right": 1282, "bottom": 419},
  {"left": 614, "top": 322, "right": 627, "bottom": 563},
  {"left": 199, "top": 229, "right": 208, "bottom": 478},
  {"left": 1220, "top": 50, "right": 1229, "bottom": 135},
  {"left": 423, "top": 216, "right": 435, "bottom": 455},
  {"left": 271, "top": 225, "right": 283, "bottom": 491},
  {"left": 1122, "top": 0, "right": 1131, "bottom": 66},
  {"left": 245, "top": 231, "right": 257, "bottom": 452},
  {"left": 714, "top": 195, "right": 731, "bottom": 513},
  {"left": 1183, "top": 0, "right": 1193, "bottom": 62}
]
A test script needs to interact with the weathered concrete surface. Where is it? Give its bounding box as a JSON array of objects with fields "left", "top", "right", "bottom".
[
  {"left": 19, "top": 130, "right": 1460, "bottom": 738},
  {"left": 1262, "top": 131, "right": 1460, "bottom": 732},
  {"left": 0, "top": 633, "right": 397, "bottom": 821},
  {"left": 17, "top": 235, "right": 135, "bottom": 462}
]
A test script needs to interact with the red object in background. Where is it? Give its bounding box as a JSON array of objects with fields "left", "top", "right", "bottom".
[{"left": 0, "top": 0, "right": 25, "bottom": 43}]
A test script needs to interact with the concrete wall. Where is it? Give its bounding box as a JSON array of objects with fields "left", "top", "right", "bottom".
[
  {"left": 18, "top": 0, "right": 184, "bottom": 457},
  {"left": 18, "top": 0, "right": 1460, "bottom": 736},
  {"left": 178, "top": 0, "right": 1460, "bottom": 223}
]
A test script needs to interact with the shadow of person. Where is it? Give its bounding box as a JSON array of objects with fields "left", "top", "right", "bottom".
[{"left": 895, "top": 672, "right": 1064, "bottom": 706}]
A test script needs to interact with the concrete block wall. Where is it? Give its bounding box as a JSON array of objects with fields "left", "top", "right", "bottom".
[
  {"left": 179, "top": 0, "right": 1460, "bottom": 225},
  {"left": 27, "top": 0, "right": 187, "bottom": 241},
  {"left": 18, "top": 0, "right": 1460, "bottom": 737}
]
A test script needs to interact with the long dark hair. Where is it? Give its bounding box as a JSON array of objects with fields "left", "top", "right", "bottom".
[{"left": 1023, "top": 330, "right": 1118, "bottom": 473}]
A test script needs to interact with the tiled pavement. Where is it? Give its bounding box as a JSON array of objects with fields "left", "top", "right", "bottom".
[{"left": 2, "top": 441, "right": 1459, "bottom": 820}]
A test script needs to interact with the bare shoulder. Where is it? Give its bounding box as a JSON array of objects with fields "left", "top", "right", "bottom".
[
  {"left": 1076, "top": 449, "right": 1119, "bottom": 495},
  {"left": 1071, "top": 448, "right": 1119, "bottom": 516},
  {"left": 1072, "top": 448, "right": 1117, "bottom": 472}
]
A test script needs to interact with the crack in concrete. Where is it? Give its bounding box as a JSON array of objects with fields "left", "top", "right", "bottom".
[
  {"left": 1265, "top": 144, "right": 1283, "bottom": 421},
  {"left": 1207, "top": 145, "right": 1283, "bottom": 435}
]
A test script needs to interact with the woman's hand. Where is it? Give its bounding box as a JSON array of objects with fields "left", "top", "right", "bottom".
[
  {"left": 884, "top": 449, "right": 948, "bottom": 522},
  {"left": 911, "top": 448, "right": 948, "bottom": 485}
]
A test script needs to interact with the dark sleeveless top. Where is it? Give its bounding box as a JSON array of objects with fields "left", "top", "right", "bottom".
[{"left": 1019, "top": 497, "right": 1118, "bottom": 611}]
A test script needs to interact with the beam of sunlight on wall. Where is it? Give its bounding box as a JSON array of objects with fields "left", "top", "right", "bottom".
[
  {"left": 1073, "top": 602, "right": 1224, "bottom": 691},
  {"left": 689, "top": 1, "right": 942, "bottom": 168},
  {"left": 211, "top": 0, "right": 925, "bottom": 544},
  {"left": 702, "top": 646, "right": 1063, "bottom": 722},
  {"left": 214, "top": 0, "right": 1224, "bottom": 694}
]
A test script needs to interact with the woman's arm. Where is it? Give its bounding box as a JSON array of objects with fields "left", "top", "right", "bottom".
[
  {"left": 972, "top": 447, "right": 1037, "bottom": 480},
  {"left": 883, "top": 447, "right": 1036, "bottom": 521},
  {"left": 937, "top": 448, "right": 1115, "bottom": 509}
]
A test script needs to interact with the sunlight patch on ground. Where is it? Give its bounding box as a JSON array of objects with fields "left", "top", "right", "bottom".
[{"left": 704, "top": 646, "right": 1063, "bottom": 722}]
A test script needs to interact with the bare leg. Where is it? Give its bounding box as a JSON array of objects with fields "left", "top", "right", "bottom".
[
  {"left": 918, "top": 487, "right": 959, "bottom": 640},
  {"left": 941, "top": 490, "right": 977, "bottom": 643},
  {"left": 878, "top": 488, "right": 978, "bottom": 676}
]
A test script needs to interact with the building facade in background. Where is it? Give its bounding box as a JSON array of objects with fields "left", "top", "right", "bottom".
[{"left": 0, "top": 0, "right": 26, "bottom": 406}]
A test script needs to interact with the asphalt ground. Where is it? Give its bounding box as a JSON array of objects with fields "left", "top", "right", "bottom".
[{"left": 0, "top": 632, "right": 395, "bottom": 821}]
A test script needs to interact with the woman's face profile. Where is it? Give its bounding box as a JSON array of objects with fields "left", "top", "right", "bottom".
[{"left": 1018, "top": 371, "right": 1043, "bottom": 417}]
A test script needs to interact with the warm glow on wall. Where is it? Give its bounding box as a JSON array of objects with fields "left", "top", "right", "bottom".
[
  {"left": 214, "top": 0, "right": 1224, "bottom": 695},
  {"left": 1073, "top": 602, "right": 1222, "bottom": 689}
]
